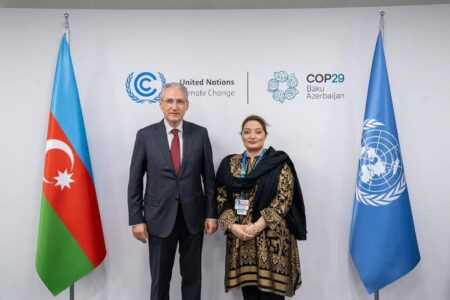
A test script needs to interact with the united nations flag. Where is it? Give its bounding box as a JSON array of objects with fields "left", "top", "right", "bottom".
[{"left": 349, "top": 32, "right": 420, "bottom": 293}]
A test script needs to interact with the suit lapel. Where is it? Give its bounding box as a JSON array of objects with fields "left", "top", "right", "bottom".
[{"left": 155, "top": 120, "right": 176, "bottom": 175}]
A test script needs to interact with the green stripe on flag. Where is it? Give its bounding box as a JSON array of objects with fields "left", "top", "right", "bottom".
[{"left": 36, "top": 194, "right": 94, "bottom": 295}]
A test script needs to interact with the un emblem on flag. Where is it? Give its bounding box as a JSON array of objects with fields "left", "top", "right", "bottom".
[
  {"left": 125, "top": 71, "right": 167, "bottom": 104},
  {"left": 356, "top": 119, "right": 406, "bottom": 206}
]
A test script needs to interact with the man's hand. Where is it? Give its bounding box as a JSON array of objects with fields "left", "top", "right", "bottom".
[
  {"left": 132, "top": 223, "right": 149, "bottom": 243},
  {"left": 204, "top": 219, "right": 218, "bottom": 235}
]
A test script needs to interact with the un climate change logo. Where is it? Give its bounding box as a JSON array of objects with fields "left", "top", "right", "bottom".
[
  {"left": 125, "top": 71, "right": 167, "bottom": 104},
  {"left": 356, "top": 119, "right": 406, "bottom": 207},
  {"left": 267, "top": 71, "right": 299, "bottom": 103}
]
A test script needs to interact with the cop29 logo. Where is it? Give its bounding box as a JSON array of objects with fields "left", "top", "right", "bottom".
[
  {"left": 125, "top": 71, "right": 167, "bottom": 104},
  {"left": 267, "top": 71, "right": 299, "bottom": 103}
]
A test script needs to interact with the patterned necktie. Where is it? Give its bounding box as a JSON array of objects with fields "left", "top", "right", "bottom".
[{"left": 170, "top": 129, "right": 181, "bottom": 176}]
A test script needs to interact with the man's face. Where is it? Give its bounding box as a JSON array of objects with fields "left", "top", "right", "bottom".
[{"left": 159, "top": 87, "right": 189, "bottom": 127}]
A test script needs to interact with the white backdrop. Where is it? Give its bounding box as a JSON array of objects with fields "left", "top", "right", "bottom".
[{"left": 1, "top": 4, "right": 450, "bottom": 300}]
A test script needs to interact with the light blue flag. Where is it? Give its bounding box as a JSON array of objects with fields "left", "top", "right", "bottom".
[{"left": 349, "top": 32, "right": 420, "bottom": 294}]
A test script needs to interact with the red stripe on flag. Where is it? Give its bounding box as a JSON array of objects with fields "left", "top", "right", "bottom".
[{"left": 43, "top": 113, "right": 106, "bottom": 266}]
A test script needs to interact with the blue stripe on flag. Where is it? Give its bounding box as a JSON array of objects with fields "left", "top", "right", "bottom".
[{"left": 50, "top": 34, "right": 94, "bottom": 180}]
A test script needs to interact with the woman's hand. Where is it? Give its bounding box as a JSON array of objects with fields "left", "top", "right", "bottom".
[
  {"left": 243, "top": 217, "right": 267, "bottom": 238},
  {"left": 242, "top": 224, "right": 257, "bottom": 239},
  {"left": 229, "top": 224, "right": 253, "bottom": 241}
]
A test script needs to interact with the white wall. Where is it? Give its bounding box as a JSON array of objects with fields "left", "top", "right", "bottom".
[{"left": 0, "top": 5, "right": 449, "bottom": 300}]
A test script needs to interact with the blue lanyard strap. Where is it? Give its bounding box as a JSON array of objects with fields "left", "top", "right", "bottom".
[
  {"left": 240, "top": 149, "right": 266, "bottom": 178},
  {"left": 239, "top": 149, "right": 266, "bottom": 199}
]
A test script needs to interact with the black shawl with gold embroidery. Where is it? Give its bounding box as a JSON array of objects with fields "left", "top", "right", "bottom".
[{"left": 216, "top": 146, "right": 307, "bottom": 240}]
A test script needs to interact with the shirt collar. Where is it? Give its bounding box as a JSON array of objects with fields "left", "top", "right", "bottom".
[{"left": 164, "top": 119, "right": 183, "bottom": 134}]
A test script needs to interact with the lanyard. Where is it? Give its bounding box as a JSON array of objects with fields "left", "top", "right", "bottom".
[
  {"left": 240, "top": 149, "right": 267, "bottom": 178},
  {"left": 239, "top": 149, "right": 266, "bottom": 198},
  {"left": 236, "top": 149, "right": 266, "bottom": 210}
]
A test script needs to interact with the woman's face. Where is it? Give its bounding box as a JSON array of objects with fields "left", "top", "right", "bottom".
[{"left": 241, "top": 120, "right": 266, "bottom": 153}]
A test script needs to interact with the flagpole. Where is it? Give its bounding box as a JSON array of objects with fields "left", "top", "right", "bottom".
[
  {"left": 379, "top": 10, "right": 384, "bottom": 36},
  {"left": 70, "top": 285, "right": 74, "bottom": 300},
  {"left": 64, "top": 12, "right": 70, "bottom": 44},
  {"left": 65, "top": 12, "right": 74, "bottom": 300},
  {"left": 373, "top": 13, "right": 385, "bottom": 300}
]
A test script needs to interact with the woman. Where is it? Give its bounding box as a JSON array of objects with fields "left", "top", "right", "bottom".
[{"left": 216, "top": 115, "right": 307, "bottom": 300}]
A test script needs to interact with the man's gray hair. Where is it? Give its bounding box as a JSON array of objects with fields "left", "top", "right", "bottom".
[{"left": 160, "top": 82, "right": 189, "bottom": 102}]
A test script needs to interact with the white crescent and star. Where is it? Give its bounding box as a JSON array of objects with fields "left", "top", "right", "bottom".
[{"left": 42, "top": 139, "right": 76, "bottom": 190}]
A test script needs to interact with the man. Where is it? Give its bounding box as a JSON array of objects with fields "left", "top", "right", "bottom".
[{"left": 128, "top": 82, "right": 217, "bottom": 300}]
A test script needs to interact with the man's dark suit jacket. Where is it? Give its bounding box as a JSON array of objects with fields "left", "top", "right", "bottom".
[{"left": 128, "top": 119, "right": 217, "bottom": 238}]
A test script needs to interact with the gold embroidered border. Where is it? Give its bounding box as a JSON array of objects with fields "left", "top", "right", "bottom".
[
  {"left": 227, "top": 266, "right": 290, "bottom": 284},
  {"left": 260, "top": 208, "right": 284, "bottom": 230},
  {"left": 219, "top": 208, "right": 237, "bottom": 233},
  {"left": 226, "top": 275, "right": 288, "bottom": 294}
]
